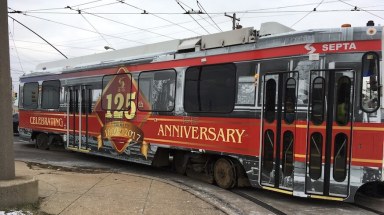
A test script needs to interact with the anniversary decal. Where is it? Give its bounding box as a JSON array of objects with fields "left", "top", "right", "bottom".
[{"left": 95, "top": 67, "right": 151, "bottom": 158}]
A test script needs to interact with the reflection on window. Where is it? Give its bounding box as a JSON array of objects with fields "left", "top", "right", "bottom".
[
  {"left": 262, "top": 129, "right": 274, "bottom": 174},
  {"left": 333, "top": 133, "right": 348, "bottom": 182},
  {"left": 23, "top": 82, "right": 39, "bottom": 109},
  {"left": 237, "top": 76, "right": 256, "bottom": 105},
  {"left": 236, "top": 62, "right": 257, "bottom": 106},
  {"left": 138, "top": 70, "right": 176, "bottom": 112},
  {"left": 92, "top": 89, "right": 102, "bottom": 110},
  {"left": 309, "top": 132, "right": 323, "bottom": 180},
  {"left": 42, "top": 80, "right": 60, "bottom": 109},
  {"left": 284, "top": 78, "right": 296, "bottom": 124},
  {"left": 184, "top": 64, "right": 236, "bottom": 113},
  {"left": 311, "top": 77, "right": 325, "bottom": 125},
  {"left": 361, "top": 52, "right": 380, "bottom": 113},
  {"left": 264, "top": 79, "right": 276, "bottom": 123},
  {"left": 335, "top": 76, "right": 351, "bottom": 125}
]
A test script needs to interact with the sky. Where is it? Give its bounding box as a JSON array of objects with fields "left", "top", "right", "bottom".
[{"left": 6, "top": 0, "right": 384, "bottom": 91}]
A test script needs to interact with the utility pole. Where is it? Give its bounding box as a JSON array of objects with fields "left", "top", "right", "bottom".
[
  {"left": 0, "top": 0, "right": 37, "bottom": 208},
  {"left": 0, "top": 0, "right": 15, "bottom": 180},
  {"left": 225, "top": 13, "right": 240, "bottom": 30}
]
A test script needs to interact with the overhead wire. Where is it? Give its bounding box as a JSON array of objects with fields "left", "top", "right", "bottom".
[
  {"left": 337, "top": 0, "right": 384, "bottom": 20},
  {"left": 9, "top": 32, "right": 24, "bottom": 73},
  {"left": 71, "top": 0, "right": 105, "bottom": 8},
  {"left": 290, "top": 0, "right": 325, "bottom": 27},
  {"left": 18, "top": 9, "right": 384, "bottom": 15},
  {"left": 8, "top": 15, "right": 68, "bottom": 59},
  {"left": 11, "top": 39, "right": 102, "bottom": 51},
  {"left": 117, "top": 0, "right": 202, "bottom": 36},
  {"left": 20, "top": 13, "right": 146, "bottom": 44},
  {"left": 175, "top": 0, "right": 215, "bottom": 32},
  {"left": 175, "top": 0, "right": 210, "bottom": 34},
  {"left": 196, "top": 0, "right": 222, "bottom": 32},
  {"left": 78, "top": 2, "right": 120, "bottom": 10},
  {"left": 78, "top": 10, "right": 112, "bottom": 46},
  {"left": 72, "top": 9, "right": 177, "bottom": 40}
]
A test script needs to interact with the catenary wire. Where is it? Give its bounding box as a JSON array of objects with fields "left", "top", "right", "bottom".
[
  {"left": 196, "top": 0, "right": 222, "bottom": 32},
  {"left": 290, "top": 0, "right": 325, "bottom": 27},
  {"left": 117, "top": 0, "right": 202, "bottom": 36},
  {"left": 9, "top": 32, "right": 24, "bottom": 72},
  {"left": 176, "top": 0, "right": 210, "bottom": 34},
  {"left": 337, "top": 0, "right": 384, "bottom": 20},
  {"left": 79, "top": 12, "right": 112, "bottom": 46},
  {"left": 8, "top": 15, "right": 68, "bottom": 59},
  {"left": 20, "top": 13, "right": 147, "bottom": 44}
]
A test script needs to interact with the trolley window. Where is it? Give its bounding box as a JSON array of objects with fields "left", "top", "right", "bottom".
[
  {"left": 333, "top": 133, "right": 348, "bottom": 182},
  {"left": 309, "top": 132, "right": 323, "bottom": 180},
  {"left": 262, "top": 129, "right": 274, "bottom": 173},
  {"left": 236, "top": 62, "right": 257, "bottom": 106},
  {"left": 184, "top": 63, "right": 236, "bottom": 113},
  {"left": 101, "top": 73, "right": 132, "bottom": 111},
  {"left": 282, "top": 131, "right": 294, "bottom": 177},
  {"left": 138, "top": 69, "right": 176, "bottom": 112},
  {"left": 23, "top": 82, "right": 39, "bottom": 109},
  {"left": 335, "top": 77, "right": 351, "bottom": 125},
  {"left": 264, "top": 79, "right": 276, "bottom": 123},
  {"left": 41, "top": 80, "right": 60, "bottom": 109},
  {"left": 284, "top": 78, "right": 296, "bottom": 124},
  {"left": 361, "top": 52, "right": 380, "bottom": 113},
  {"left": 310, "top": 77, "right": 325, "bottom": 125}
]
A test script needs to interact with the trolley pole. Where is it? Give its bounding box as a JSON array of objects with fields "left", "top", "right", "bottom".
[{"left": 0, "top": 0, "right": 15, "bottom": 180}]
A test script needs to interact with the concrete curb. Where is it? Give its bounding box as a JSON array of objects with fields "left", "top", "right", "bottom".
[{"left": 0, "top": 176, "right": 38, "bottom": 208}]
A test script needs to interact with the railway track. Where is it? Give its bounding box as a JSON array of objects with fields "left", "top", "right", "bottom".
[{"left": 231, "top": 188, "right": 383, "bottom": 215}]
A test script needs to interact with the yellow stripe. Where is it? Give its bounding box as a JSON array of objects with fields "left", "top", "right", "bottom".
[
  {"left": 66, "top": 146, "right": 90, "bottom": 153},
  {"left": 295, "top": 124, "right": 384, "bottom": 132},
  {"left": 294, "top": 154, "right": 306, "bottom": 158},
  {"left": 294, "top": 154, "right": 382, "bottom": 164},
  {"left": 262, "top": 186, "right": 293, "bottom": 195},
  {"left": 310, "top": 194, "right": 344, "bottom": 201},
  {"left": 351, "top": 158, "right": 382, "bottom": 164},
  {"left": 144, "top": 137, "right": 245, "bottom": 151}
]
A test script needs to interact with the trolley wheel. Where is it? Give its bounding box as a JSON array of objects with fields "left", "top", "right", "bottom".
[
  {"left": 214, "top": 158, "right": 237, "bottom": 189},
  {"left": 173, "top": 151, "right": 187, "bottom": 175},
  {"left": 36, "top": 133, "right": 49, "bottom": 150}
]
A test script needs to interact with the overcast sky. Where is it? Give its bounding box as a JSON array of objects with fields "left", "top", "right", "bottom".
[{"left": 7, "top": 0, "right": 384, "bottom": 90}]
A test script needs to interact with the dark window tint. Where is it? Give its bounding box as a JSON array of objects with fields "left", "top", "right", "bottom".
[
  {"left": 138, "top": 70, "right": 176, "bottom": 112},
  {"left": 361, "top": 52, "right": 380, "bottom": 113},
  {"left": 101, "top": 73, "right": 132, "bottom": 111},
  {"left": 282, "top": 131, "right": 294, "bottom": 177},
  {"left": 309, "top": 132, "right": 323, "bottom": 180},
  {"left": 69, "top": 89, "right": 78, "bottom": 113},
  {"left": 284, "top": 78, "right": 296, "bottom": 124},
  {"left": 262, "top": 129, "right": 274, "bottom": 173},
  {"left": 311, "top": 77, "right": 325, "bottom": 125},
  {"left": 264, "top": 79, "right": 276, "bottom": 123},
  {"left": 184, "top": 64, "right": 236, "bottom": 113},
  {"left": 333, "top": 133, "right": 348, "bottom": 182},
  {"left": 81, "top": 89, "right": 92, "bottom": 114},
  {"left": 41, "top": 80, "right": 60, "bottom": 109},
  {"left": 23, "top": 82, "right": 39, "bottom": 109},
  {"left": 335, "top": 77, "right": 351, "bottom": 125}
]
